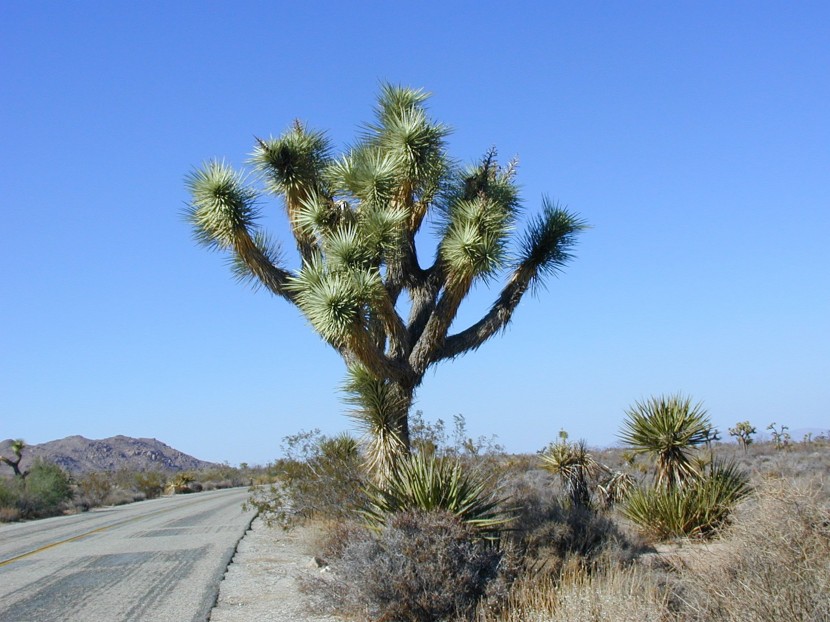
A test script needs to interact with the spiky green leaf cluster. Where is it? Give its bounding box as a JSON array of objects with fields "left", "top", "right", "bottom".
[
  {"left": 366, "top": 83, "right": 449, "bottom": 193},
  {"left": 518, "top": 198, "right": 587, "bottom": 292},
  {"left": 185, "top": 160, "right": 259, "bottom": 250},
  {"left": 288, "top": 258, "right": 383, "bottom": 345},
  {"left": 251, "top": 121, "right": 331, "bottom": 199},
  {"left": 619, "top": 394, "right": 711, "bottom": 489},
  {"left": 438, "top": 153, "right": 521, "bottom": 286},
  {"left": 361, "top": 452, "right": 511, "bottom": 538}
]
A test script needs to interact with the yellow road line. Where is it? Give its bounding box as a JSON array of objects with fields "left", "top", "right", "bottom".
[{"left": 0, "top": 494, "right": 227, "bottom": 567}]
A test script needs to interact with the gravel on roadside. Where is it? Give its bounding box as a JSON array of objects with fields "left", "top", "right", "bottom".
[{"left": 209, "top": 517, "right": 342, "bottom": 622}]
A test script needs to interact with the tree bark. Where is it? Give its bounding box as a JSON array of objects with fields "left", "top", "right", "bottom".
[{"left": 389, "top": 381, "right": 414, "bottom": 452}]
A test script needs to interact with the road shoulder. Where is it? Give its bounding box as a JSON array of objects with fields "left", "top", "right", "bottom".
[{"left": 209, "top": 517, "right": 341, "bottom": 622}]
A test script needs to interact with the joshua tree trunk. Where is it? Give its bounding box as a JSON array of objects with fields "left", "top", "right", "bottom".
[{"left": 389, "top": 382, "right": 413, "bottom": 451}]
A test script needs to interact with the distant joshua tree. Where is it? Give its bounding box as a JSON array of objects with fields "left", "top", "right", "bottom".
[
  {"left": 1, "top": 439, "right": 27, "bottom": 478},
  {"left": 767, "top": 422, "right": 791, "bottom": 450},
  {"left": 729, "top": 421, "right": 756, "bottom": 452}
]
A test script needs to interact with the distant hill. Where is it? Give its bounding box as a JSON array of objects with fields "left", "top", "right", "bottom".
[{"left": 0, "top": 435, "right": 220, "bottom": 475}]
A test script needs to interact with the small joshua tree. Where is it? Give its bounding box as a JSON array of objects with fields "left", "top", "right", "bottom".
[
  {"left": 1, "top": 439, "right": 27, "bottom": 479},
  {"left": 729, "top": 421, "right": 756, "bottom": 452}
]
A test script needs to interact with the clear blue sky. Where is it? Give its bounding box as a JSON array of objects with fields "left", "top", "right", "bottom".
[{"left": 2, "top": 2, "right": 828, "bottom": 466}]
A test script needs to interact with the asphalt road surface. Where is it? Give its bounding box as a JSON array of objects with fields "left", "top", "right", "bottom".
[{"left": 0, "top": 487, "right": 254, "bottom": 622}]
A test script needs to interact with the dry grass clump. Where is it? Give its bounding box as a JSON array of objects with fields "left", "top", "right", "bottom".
[
  {"left": 677, "top": 478, "right": 830, "bottom": 622},
  {"left": 476, "top": 563, "right": 671, "bottom": 622}
]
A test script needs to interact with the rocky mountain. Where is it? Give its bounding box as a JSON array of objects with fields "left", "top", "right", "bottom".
[{"left": 0, "top": 435, "right": 220, "bottom": 475}]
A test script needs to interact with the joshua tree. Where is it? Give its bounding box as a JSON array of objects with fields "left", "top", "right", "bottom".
[
  {"left": 728, "top": 420, "right": 756, "bottom": 452},
  {"left": 619, "top": 394, "right": 711, "bottom": 489},
  {"left": 1, "top": 439, "right": 27, "bottom": 479},
  {"left": 186, "top": 84, "right": 584, "bottom": 479},
  {"left": 766, "top": 422, "right": 791, "bottom": 450}
]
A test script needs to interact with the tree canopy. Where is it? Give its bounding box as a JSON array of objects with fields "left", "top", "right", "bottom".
[{"left": 186, "top": 84, "right": 585, "bottom": 477}]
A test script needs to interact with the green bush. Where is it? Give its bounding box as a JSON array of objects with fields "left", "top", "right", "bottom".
[
  {"left": 4, "top": 459, "right": 74, "bottom": 519},
  {"left": 245, "top": 429, "right": 367, "bottom": 527}
]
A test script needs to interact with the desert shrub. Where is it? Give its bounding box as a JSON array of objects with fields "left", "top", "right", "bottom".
[
  {"left": 165, "top": 471, "right": 204, "bottom": 494},
  {"left": 75, "top": 472, "right": 113, "bottom": 509},
  {"left": 245, "top": 429, "right": 367, "bottom": 527},
  {"left": 678, "top": 479, "right": 830, "bottom": 622},
  {"left": 512, "top": 499, "right": 647, "bottom": 582},
  {"left": 196, "top": 462, "right": 248, "bottom": 490},
  {"left": 402, "top": 411, "right": 506, "bottom": 461},
  {"left": 327, "top": 510, "right": 504, "bottom": 622},
  {"left": 0, "top": 477, "right": 23, "bottom": 521},
  {"left": 133, "top": 471, "right": 166, "bottom": 499},
  {"left": 499, "top": 460, "right": 645, "bottom": 557},
  {"left": 108, "top": 487, "right": 142, "bottom": 505},
  {"left": 623, "top": 460, "right": 751, "bottom": 540},
  {"left": 0, "top": 505, "right": 21, "bottom": 522},
  {"left": 13, "top": 459, "right": 73, "bottom": 518}
]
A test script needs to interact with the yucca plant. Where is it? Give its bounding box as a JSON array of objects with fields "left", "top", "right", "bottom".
[
  {"left": 622, "top": 459, "right": 751, "bottom": 539},
  {"left": 596, "top": 468, "right": 636, "bottom": 508},
  {"left": 619, "top": 394, "right": 711, "bottom": 489},
  {"left": 541, "top": 440, "right": 597, "bottom": 508},
  {"left": 186, "top": 84, "right": 585, "bottom": 481},
  {"left": 361, "top": 452, "right": 511, "bottom": 538}
]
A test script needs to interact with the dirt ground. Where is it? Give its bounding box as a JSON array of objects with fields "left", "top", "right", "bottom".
[{"left": 209, "top": 517, "right": 342, "bottom": 622}]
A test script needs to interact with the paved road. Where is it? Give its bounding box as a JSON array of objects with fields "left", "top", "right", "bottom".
[{"left": 0, "top": 487, "right": 254, "bottom": 622}]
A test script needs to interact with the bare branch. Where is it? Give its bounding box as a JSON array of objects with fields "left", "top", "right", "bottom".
[
  {"left": 435, "top": 266, "right": 532, "bottom": 362},
  {"left": 232, "top": 230, "right": 296, "bottom": 303}
]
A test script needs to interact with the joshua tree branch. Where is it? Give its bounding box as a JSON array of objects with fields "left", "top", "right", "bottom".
[
  {"left": 435, "top": 266, "right": 533, "bottom": 362},
  {"left": 233, "top": 231, "right": 296, "bottom": 303}
]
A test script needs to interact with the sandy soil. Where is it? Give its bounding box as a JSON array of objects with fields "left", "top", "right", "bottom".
[{"left": 209, "top": 517, "right": 342, "bottom": 622}]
